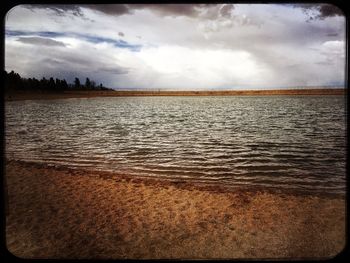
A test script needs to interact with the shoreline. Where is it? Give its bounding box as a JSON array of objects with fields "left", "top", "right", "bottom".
[
  {"left": 5, "top": 159, "right": 345, "bottom": 199},
  {"left": 5, "top": 88, "right": 345, "bottom": 101},
  {"left": 5, "top": 159, "right": 345, "bottom": 259}
]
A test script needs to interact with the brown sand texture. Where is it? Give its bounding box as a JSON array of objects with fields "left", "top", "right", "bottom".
[{"left": 5, "top": 160, "right": 345, "bottom": 259}]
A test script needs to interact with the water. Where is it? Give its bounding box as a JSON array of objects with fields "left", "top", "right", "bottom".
[{"left": 5, "top": 96, "right": 346, "bottom": 195}]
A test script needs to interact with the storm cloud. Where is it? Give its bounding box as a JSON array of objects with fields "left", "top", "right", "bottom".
[
  {"left": 294, "top": 4, "right": 344, "bottom": 21},
  {"left": 25, "top": 4, "right": 235, "bottom": 20},
  {"left": 24, "top": 4, "right": 84, "bottom": 17},
  {"left": 5, "top": 4, "right": 346, "bottom": 90}
]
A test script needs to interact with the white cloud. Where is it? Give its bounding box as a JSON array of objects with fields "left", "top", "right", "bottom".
[
  {"left": 5, "top": 4, "right": 346, "bottom": 90},
  {"left": 321, "top": 40, "right": 345, "bottom": 55},
  {"left": 111, "top": 46, "right": 273, "bottom": 90}
]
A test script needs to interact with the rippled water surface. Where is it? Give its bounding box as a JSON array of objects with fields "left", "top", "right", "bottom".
[{"left": 5, "top": 96, "right": 346, "bottom": 195}]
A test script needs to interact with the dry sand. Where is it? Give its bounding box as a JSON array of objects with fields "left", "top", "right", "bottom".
[{"left": 5, "top": 160, "right": 345, "bottom": 259}]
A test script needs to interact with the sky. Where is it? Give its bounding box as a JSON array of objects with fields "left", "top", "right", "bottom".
[{"left": 5, "top": 4, "right": 346, "bottom": 90}]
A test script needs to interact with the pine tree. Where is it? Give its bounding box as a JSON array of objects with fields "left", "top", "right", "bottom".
[
  {"left": 85, "top": 78, "right": 91, "bottom": 89},
  {"left": 74, "top": 77, "right": 81, "bottom": 89}
]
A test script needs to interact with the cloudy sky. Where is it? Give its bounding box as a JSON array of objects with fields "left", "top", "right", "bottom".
[{"left": 5, "top": 4, "right": 345, "bottom": 90}]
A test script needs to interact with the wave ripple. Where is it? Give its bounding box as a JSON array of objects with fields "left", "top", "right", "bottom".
[{"left": 5, "top": 96, "right": 346, "bottom": 195}]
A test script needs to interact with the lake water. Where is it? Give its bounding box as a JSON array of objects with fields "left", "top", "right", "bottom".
[{"left": 5, "top": 96, "right": 346, "bottom": 195}]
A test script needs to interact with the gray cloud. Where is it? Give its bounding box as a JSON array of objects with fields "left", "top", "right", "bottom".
[
  {"left": 6, "top": 4, "right": 345, "bottom": 90},
  {"left": 137, "top": 4, "right": 211, "bottom": 18},
  {"left": 25, "top": 4, "right": 234, "bottom": 20},
  {"left": 41, "top": 58, "right": 66, "bottom": 66},
  {"left": 24, "top": 4, "right": 343, "bottom": 22},
  {"left": 295, "top": 4, "right": 343, "bottom": 21},
  {"left": 96, "top": 66, "right": 129, "bottom": 75},
  {"left": 16, "top": 37, "right": 66, "bottom": 47},
  {"left": 317, "top": 4, "right": 343, "bottom": 19},
  {"left": 326, "top": 32, "right": 339, "bottom": 37},
  {"left": 140, "top": 4, "right": 235, "bottom": 20},
  {"left": 315, "top": 60, "right": 333, "bottom": 66},
  {"left": 219, "top": 4, "right": 235, "bottom": 18},
  {"left": 83, "top": 4, "right": 131, "bottom": 16},
  {"left": 85, "top": 4, "right": 209, "bottom": 18},
  {"left": 6, "top": 35, "right": 130, "bottom": 88},
  {"left": 24, "top": 4, "right": 84, "bottom": 17}
]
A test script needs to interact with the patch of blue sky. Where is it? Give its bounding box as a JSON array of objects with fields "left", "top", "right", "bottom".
[
  {"left": 6, "top": 30, "right": 64, "bottom": 38},
  {"left": 5, "top": 29, "right": 142, "bottom": 51},
  {"left": 79, "top": 34, "right": 142, "bottom": 51},
  {"left": 5, "top": 30, "right": 33, "bottom": 36},
  {"left": 38, "top": 31, "right": 66, "bottom": 38}
]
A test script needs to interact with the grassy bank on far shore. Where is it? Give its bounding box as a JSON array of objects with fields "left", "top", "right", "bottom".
[{"left": 4, "top": 88, "right": 345, "bottom": 101}]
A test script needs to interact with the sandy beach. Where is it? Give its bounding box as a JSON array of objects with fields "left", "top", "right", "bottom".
[{"left": 5, "top": 160, "right": 345, "bottom": 259}]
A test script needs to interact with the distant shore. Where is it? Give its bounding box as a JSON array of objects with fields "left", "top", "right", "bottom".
[
  {"left": 5, "top": 88, "right": 345, "bottom": 101},
  {"left": 5, "top": 159, "right": 345, "bottom": 259}
]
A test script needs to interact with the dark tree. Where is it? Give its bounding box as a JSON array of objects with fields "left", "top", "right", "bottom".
[
  {"left": 40, "top": 77, "right": 48, "bottom": 90},
  {"left": 74, "top": 77, "right": 81, "bottom": 89},
  {"left": 90, "top": 80, "right": 96, "bottom": 89},
  {"left": 6, "top": 71, "right": 23, "bottom": 90},
  {"left": 48, "top": 77, "right": 55, "bottom": 90},
  {"left": 61, "top": 79, "right": 69, "bottom": 90},
  {"left": 4, "top": 70, "right": 111, "bottom": 93},
  {"left": 85, "top": 78, "right": 91, "bottom": 89}
]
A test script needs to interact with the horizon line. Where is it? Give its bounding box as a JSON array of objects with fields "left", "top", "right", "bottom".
[{"left": 111, "top": 86, "right": 345, "bottom": 92}]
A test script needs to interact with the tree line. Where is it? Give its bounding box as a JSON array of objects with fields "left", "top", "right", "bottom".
[{"left": 4, "top": 70, "right": 113, "bottom": 93}]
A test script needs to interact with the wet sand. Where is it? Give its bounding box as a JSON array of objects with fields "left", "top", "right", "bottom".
[{"left": 5, "top": 160, "right": 345, "bottom": 259}]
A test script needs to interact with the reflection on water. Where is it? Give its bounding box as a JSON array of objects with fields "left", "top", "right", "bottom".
[{"left": 5, "top": 96, "right": 346, "bottom": 195}]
